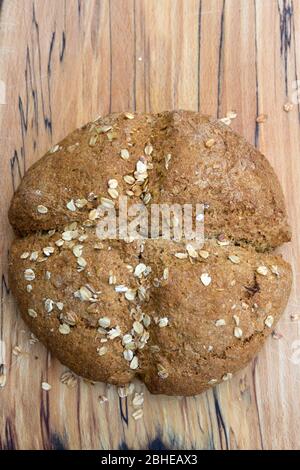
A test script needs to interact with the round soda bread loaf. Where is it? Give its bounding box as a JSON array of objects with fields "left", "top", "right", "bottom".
[{"left": 8, "top": 110, "right": 292, "bottom": 396}]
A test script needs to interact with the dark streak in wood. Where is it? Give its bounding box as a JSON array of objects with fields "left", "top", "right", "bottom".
[
  {"left": 90, "top": 0, "right": 101, "bottom": 53},
  {"left": 291, "top": 3, "right": 300, "bottom": 122},
  {"left": 2, "top": 419, "right": 16, "bottom": 450},
  {"left": 197, "top": 0, "right": 202, "bottom": 112},
  {"left": 205, "top": 392, "right": 216, "bottom": 449},
  {"left": 217, "top": 0, "right": 225, "bottom": 118},
  {"left": 46, "top": 31, "right": 56, "bottom": 135},
  {"left": 168, "top": 430, "right": 186, "bottom": 450},
  {"left": 29, "top": 26, "right": 39, "bottom": 136},
  {"left": 32, "top": 2, "right": 52, "bottom": 133},
  {"left": 120, "top": 431, "right": 170, "bottom": 450},
  {"left": 148, "top": 436, "right": 168, "bottom": 450},
  {"left": 17, "top": 46, "right": 34, "bottom": 177},
  {"left": 0, "top": 272, "right": 9, "bottom": 341},
  {"left": 60, "top": 31, "right": 66, "bottom": 62},
  {"left": 119, "top": 397, "right": 129, "bottom": 426},
  {"left": 10, "top": 150, "right": 22, "bottom": 192},
  {"left": 213, "top": 388, "right": 229, "bottom": 449},
  {"left": 40, "top": 378, "right": 51, "bottom": 449},
  {"left": 278, "top": 0, "right": 293, "bottom": 96},
  {"left": 119, "top": 440, "right": 129, "bottom": 449},
  {"left": 193, "top": 396, "right": 205, "bottom": 434},
  {"left": 1, "top": 274, "right": 9, "bottom": 300},
  {"left": 50, "top": 432, "right": 67, "bottom": 450},
  {"left": 26, "top": 40, "right": 39, "bottom": 135}
]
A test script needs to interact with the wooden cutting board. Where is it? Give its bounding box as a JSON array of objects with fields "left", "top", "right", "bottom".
[{"left": 1, "top": 0, "right": 300, "bottom": 450}]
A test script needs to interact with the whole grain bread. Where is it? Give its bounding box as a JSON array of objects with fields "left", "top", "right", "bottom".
[{"left": 8, "top": 110, "right": 292, "bottom": 396}]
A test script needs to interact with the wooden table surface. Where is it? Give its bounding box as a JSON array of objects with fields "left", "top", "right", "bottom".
[{"left": 1, "top": 0, "right": 300, "bottom": 450}]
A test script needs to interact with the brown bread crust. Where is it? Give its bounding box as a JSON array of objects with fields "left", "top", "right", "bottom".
[
  {"left": 8, "top": 111, "right": 292, "bottom": 396},
  {"left": 9, "top": 111, "right": 290, "bottom": 249}
]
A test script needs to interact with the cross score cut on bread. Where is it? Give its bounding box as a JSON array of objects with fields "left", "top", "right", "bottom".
[{"left": 8, "top": 110, "right": 292, "bottom": 396}]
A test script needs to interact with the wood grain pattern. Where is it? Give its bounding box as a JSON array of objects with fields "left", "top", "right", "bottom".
[{"left": 1, "top": 0, "right": 300, "bottom": 450}]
